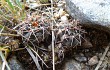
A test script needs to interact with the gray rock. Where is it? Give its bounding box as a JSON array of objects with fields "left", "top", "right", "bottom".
[
  {"left": 8, "top": 56, "right": 25, "bottom": 70},
  {"left": 62, "top": 59, "right": 81, "bottom": 70},
  {"left": 65, "top": 0, "right": 110, "bottom": 34},
  {"left": 73, "top": 53, "right": 87, "bottom": 62}
]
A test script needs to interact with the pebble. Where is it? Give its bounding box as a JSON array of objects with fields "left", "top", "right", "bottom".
[
  {"left": 107, "top": 51, "right": 110, "bottom": 57},
  {"left": 8, "top": 56, "right": 25, "bottom": 70},
  {"left": 63, "top": 59, "right": 81, "bottom": 70},
  {"left": 74, "top": 53, "right": 87, "bottom": 62},
  {"left": 88, "top": 56, "right": 98, "bottom": 66}
]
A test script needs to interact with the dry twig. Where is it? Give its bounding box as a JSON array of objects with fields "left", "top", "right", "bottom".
[
  {"left": 26, "top": 47, "right": 42, "bottom": 70},
  {"left": 95, "top": 43, "right": 110, "bottom": 70},
  {"left": 0, "top": 33, "right": 19, "bottom": 36},
  {"left": 0, "top": 51, "right": 11, "bottom": 70},
  {"left": 50, "top": 0, "right": 55, "bottom": 70},
  {"left": 28, "top": 46, "right": 49, "bottom": 68}
]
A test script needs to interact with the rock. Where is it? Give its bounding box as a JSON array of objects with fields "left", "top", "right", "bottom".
[
  {"left": 81, "top": 37, "right": 93, "bottom": 48},
  {"left": 88, "top": 56, "right": 98, "bottom": 66},
  {"left": 81, "top": 63, "right": 89, "bottom": 70},
  {"left": 62, "top": 59, "right": 81, "bottom": 70},
  {"left": 8, "top": 56, "right": 25, "bottom": 70},
  {"left": 74, "top": 53, "right": 87, "bottom": 62},
  {"left": 65, "top": 0, "right": 110, "bottom": 34},
  {"left": 107, "top": 51, "right": 110, "bottom": 57}
]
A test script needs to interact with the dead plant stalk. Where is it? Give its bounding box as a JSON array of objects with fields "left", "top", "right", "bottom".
[
  {"left": 50, "top": 0, "right": 55, "bottom": 70},
  {"left": 95, "top": 43, "right": 110, "bottom": 70},
  {"left": 0, "top": 33, "right": 19, "bottom": 36}
]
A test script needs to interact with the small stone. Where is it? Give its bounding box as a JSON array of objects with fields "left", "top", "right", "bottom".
[
  {"left": 82, "top": 38, "right": 93, "bottom": 48},
  {"left": 97, "top": 53, "right": 103, "bottom": 58},
  {"left": 81, "top": 63, "right": 89, "bottom": 70},
  {"left": 63, "top": 60, "right": 81, "bottom": 70},
  {"left": 8, "top": 56, "right": 25, "bottom": 70},
  {"left": 74, "top": 53, "right": 87, "bottom": 62},
  {"left": 60, "top": 15, "right": 68, "bottom": 24},
  {"left": 107, "top": 51, "right": 110, "bottom": 57},
  {"left": 75, "top": 56, "right": 87, "bottom": 62},
  {"left": 88, "top": 56, "right": 98, "bottom": 66}
]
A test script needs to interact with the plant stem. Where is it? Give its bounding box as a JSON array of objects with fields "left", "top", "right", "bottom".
[
  {"left": 0, "top": 51, "right": 11, "bottom": 70},
  {"left": 0, "top": 33, "right": 19, "bottom": 36},
  {"left": 50, "top": 0, "right": 55, "bottom": 70}
]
